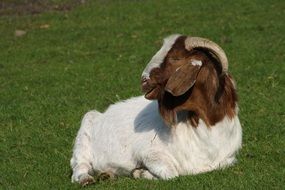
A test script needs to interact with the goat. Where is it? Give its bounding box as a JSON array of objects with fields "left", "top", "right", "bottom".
[{"left": 70, "top": 34, "right": 242, "bottom": 186}]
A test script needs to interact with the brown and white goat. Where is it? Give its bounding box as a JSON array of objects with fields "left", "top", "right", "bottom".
[
  {"left": 70, "top": 34, "right": 242, "bottom": 186},
  {"left": 142, "top": 35, "right": 237, "bottom": 126}
]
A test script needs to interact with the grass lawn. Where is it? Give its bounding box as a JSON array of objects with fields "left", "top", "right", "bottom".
[{"left": 0, "top": 0, "right": 284, "bottom": 189}]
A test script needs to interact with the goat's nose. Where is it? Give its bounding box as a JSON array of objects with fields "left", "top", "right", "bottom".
[
  {"left": 141, "top": 77, "right": 153, "bottom": 93},
  {"left": 141, "top": 77, "right": 148, "bottom": 85}
]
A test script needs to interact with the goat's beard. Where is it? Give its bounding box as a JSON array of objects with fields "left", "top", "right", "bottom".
[
  {"left": 157, "top": 89, "right": 193, "bottom": 126},
  {"left": 157, "top": 91, "right": 181, "bottom": 126},
  {"left": 158, "top": 103, "right": 177, "bottom": 126}
]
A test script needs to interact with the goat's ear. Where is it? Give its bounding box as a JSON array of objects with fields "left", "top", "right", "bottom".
[{"left": 165, "top": 60, "right": 202, "bottom": 96}]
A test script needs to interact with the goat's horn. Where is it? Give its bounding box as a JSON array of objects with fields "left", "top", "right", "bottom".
[{"left": 185, "top": 37, "right": 228, "bottom": 73}]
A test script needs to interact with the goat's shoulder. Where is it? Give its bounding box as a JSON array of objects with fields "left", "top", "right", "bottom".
[
  {"left": 105, "top": 96, "right": 150, "bottom": 112},
  {"left": 102, "top": 96, "right": 156, "bottom": 122}
]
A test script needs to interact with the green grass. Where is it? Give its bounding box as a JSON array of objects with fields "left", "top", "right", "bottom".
[{"left": 0, "top": 0, "right": 284, "bottom": 189}]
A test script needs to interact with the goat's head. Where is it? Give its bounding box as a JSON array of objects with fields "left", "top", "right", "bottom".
[{"left": 141, "top": 34, "right": 237, "bottom": 126}]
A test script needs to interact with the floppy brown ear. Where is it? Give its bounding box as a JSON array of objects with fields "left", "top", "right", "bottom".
[{"left": 165, "top": 60, "right": 202, "bottom": 96}]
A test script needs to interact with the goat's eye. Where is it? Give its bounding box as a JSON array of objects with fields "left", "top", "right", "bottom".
[{"left": 169, "top": 57, "right": 182, "bottom": 63}]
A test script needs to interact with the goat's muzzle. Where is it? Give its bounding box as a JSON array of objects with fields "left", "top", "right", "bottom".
[{"left": 141, "top": 77, "right": 159, "bottom": 100}]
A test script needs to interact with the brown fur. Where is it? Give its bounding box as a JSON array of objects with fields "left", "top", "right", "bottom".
[{"left": 143, "top": 36, "right": 237, "bottom": 127}]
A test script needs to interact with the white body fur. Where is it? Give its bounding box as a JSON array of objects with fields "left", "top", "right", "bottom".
[{"left": 71, "top": 96, "right": 242, "bottom": 182}]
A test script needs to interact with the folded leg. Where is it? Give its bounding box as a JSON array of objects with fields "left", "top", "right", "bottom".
[{"left": 70, "top": 110, "right": 102, "bottom": 186}]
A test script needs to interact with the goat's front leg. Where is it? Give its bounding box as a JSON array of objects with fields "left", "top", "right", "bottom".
[
  {"left": 70, "top": 110, "right": 102, "bottom": 186},
  {"left": 139, "top": 150, "right": 179, "bottom": 180}
]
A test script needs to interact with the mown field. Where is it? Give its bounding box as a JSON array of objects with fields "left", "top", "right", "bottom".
[{"left": 0, "top": 0, "right": 284, "bottom": 189}]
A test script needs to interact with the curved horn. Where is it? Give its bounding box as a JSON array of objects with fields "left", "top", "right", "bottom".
[{"left": 185, "top": 37, "right": 228, "bottom": 73}]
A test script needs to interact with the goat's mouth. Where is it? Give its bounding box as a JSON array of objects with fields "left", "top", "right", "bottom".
[
  {"left": 141, "top": 79, "right": 159, "bottom": 100},
  {"left": 144, "top": 87, "right": 160, "bottom": 99}
]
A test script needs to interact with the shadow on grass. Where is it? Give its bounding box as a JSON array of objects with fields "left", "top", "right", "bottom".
[{"left": 0, "top": 0, "right": 87, "bottom": 16}]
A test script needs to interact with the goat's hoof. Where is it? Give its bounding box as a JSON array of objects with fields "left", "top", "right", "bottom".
[
  {"left": 98, "top": 171, "right": 116, "bottom": 181},
  {"left": 78, "top": 174, "right": 95, "bottom": 187},
  {"left": 132, "top": 168, "right": 157, "bottom": 180}
]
